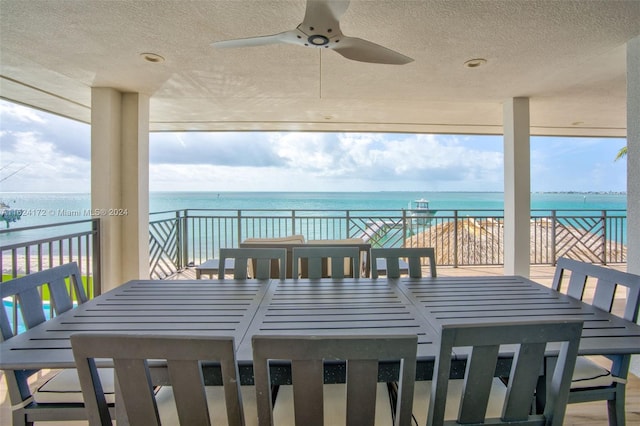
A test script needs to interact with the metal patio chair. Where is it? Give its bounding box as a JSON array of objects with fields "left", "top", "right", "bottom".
[
  {"left": 550, "top": 257, "right": 640, "bottom": 426},
  {"left": 428, "top": 319, "right": 583, "bottom": 426},
  {"left": 0, "top": 263, "right": 110, "bottom": 426},
  {"left": 252, "top": 334, "right": 417, "bottom": 426},
  {"left": 71, "top": 334, "right": 246, "bottom": 426}
]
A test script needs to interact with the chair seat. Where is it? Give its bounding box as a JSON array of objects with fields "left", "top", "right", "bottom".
[
  {"left": 375, "top": 258, "right": 409, "bottom": 276},
  {"left": 34, "top": 368, "right": 115, "bottom": 404},
  {"left": 155, "top": 385, "right": 258, "bottom": 426},
  {"left": 411, "top": 379, "right": 507, "bottom": 425},
  {"left": 272, "top": 383, "right": 393, "bottom": 425},
  {"left": 570, "top": 356, "right": 624, "bottom": 389}
]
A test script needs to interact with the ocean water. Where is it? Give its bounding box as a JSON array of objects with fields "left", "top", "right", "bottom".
[
  {"left": 0, "top": 191, "right": 627, "bottom": 245},
  {"left": 1, "top": 190, "right": 628, "bottom": 222}
]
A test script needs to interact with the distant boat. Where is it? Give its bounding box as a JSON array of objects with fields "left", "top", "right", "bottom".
[
  {"left": 408, "top": 198, "right": 437, "bottom": 225},
  {"left": 1, "top": 201, "right": 23, "bottom": 228}
]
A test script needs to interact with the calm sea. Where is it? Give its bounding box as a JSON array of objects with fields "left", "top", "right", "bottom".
[{"left": 0, "top": 191, "right": 627, "bottom": 245}]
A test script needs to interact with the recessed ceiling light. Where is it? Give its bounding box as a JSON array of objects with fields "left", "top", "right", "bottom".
[
  {"left": 140, "top": 53, "right": 165, "bottom": 63},
  {"left": 464, "top": 58, "right": 487, "bottom": 68}
]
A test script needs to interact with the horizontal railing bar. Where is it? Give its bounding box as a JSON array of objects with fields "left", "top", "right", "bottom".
[
  {"left": 0, "top": 218, "right": 95, "bottom": 235},
  {"left": 1, "top": 230, "right": 96, "bottom": 251}
]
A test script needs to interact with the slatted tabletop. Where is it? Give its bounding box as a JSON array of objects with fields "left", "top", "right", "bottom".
[
  {"left": 2, "top": 275, "right": 640, "bottom": 374},
  {"left": 0, "top": 279, "right": 268, "bottom": 369},
  {"left": 236, "top": 278, "right": 440, "bottom": 361},
  {"left": 396, "top": 275, "right": 640, "bottom": 356}
]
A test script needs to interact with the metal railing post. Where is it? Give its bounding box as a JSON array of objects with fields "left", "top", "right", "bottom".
[
  {"left": 178, "top": 210, "right": 186, "bottom": 269},
  {"left": 91, "top": 218, "right": 102, "bottom": 297},
  {"left": 601, "top": 210, "right": 607, "bottom": 265},
  {"left": 175, "top": 211, "right": 182, "bottom": 269},
  {"left": 237, "top": 210, "right": 242, "bottom": 247},
  {"left": 551, "top": 210, "right": 557, "bottom": 265},
  {"left": 292, "top": 210, "right": 296, "bottom": 235},
  {"left": 402, "top": 210, "right": 407, "bottom": 248},
  {"left": 453, "top": 210, "right": 459, "bottom": 268},
  {"left": 346, "top": 211, "right": 350, "bottom": 239}
]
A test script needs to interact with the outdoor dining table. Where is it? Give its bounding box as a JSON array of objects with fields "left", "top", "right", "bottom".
[{"left": 2, "top": 275, "right": 640, "bottom": 421}]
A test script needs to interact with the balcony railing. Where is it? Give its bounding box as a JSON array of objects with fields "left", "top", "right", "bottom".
[
  {"left": 0, "top": 219, "right": 101, "bottom": 298},
  {"left": 1, "top": 218, "right": 101, "bottom": 336},
  {"left": 149, "top": 208, "right": 627, "bottom": 279},
  {"left": 0, "top": 210, "right": 625, "bottom": 282}
]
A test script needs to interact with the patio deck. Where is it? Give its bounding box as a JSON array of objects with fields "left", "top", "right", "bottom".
[{"left": 1, "top": 264, "right": 637, "bottom": 425}]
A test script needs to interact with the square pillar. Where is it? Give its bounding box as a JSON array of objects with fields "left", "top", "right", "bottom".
[
  {"left": 627, "top": 35, "right": 640, "bottom": 276},
  {"left": 625, "top": 35, "right": 640, "bottom": 377},
  {"left": 121, "top": 93, "right": 150, "bottom": 282},
  {"left": 91, "top": 88, "right": 150, "bottom": 291},
  {"left": 503, "top": 98, "right": 531, "bottom": 277}
]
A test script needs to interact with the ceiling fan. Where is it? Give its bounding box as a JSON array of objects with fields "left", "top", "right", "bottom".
[{"left": 211, "top": 0, "right": 413, "bottom": 65}]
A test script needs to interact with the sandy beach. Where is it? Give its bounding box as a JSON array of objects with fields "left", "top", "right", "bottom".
[{"left": 0, "top": 253, "right": 94, "bottom": 277}]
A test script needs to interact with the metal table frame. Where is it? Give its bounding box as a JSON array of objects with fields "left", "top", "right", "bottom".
[{"left": 2, "top": 276, "right": 639, "bottom": 384}]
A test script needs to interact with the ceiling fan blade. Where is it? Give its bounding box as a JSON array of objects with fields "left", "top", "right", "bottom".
[
  {"left": 212, "top": 30, "right": 299, "bottom": 48},
  {"left": 332, "top": 36, "right": 414, "bottom": 65},
  {"left": 302, "top": 0, "right": 349, "bottom": 31}
]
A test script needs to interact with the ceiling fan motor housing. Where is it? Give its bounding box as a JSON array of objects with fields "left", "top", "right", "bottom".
[{"left": 295, "top": 25, "right": 342, "bottom": 48}]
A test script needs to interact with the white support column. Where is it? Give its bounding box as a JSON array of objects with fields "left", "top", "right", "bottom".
[
  {"left": 91, "top": 88, "right": 150, "bottom": 292},
  {"left": 91, "top": 88, "right": 123, "bottom": 292},
  {"left": 625, "top": 35, "right": 640, "bottom": 378},
  {"left": 627, "top": 36, "right": 640, "bottom": 276},
  {"left": 503, "top": 98, "right": 531, "bottom": 277},
  {"left": 121, "top": 93, "right": 150, "bottom": 282}
]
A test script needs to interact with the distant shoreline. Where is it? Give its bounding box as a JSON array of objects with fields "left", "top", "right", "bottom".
[{"left": 0, "top": 190, "right": 629, "bottom": 195}]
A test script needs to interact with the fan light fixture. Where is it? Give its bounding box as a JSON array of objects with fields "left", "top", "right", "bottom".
[
  {"left": 464, "top": 58, "right": 487, "bottom": 68},
  {"left": 140, "top": 53, "right": 165, "bottom": 63}
]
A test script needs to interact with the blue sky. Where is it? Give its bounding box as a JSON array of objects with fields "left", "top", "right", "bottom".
[{"left": 0, "top": 99, "right": 627, "bottom": 193}]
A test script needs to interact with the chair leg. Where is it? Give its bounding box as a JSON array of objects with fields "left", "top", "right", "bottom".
[
  {"left": 12, "top": 410, "right": 29, "bottom": 426},
  {"left": 607, "top": 388, "right": 625, "bottom": 426}
]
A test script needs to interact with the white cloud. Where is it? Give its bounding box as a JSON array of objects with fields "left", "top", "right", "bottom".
[
  {"left": 0, "top": 99, "right": 627, "bottom": 193},
  {"left": 0, "top": 130, "right": 90, "bottom": 192},
  {"left": 0, "top": 102, "right": 47, "bottom": 124},
  {"left": 266, "top": 132, "right": 504, "bottom": 190}
]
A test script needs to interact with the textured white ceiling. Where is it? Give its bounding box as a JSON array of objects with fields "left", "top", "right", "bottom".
[{"left": 1, "top": 0, "right": 638, "bottom": 136}]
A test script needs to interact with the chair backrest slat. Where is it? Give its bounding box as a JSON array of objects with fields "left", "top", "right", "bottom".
[
  {"left": 219, "top": 248, "right": 287, "bottom": 280},
  {"left": 291, "top": 359, "right": 324, "bottom": 425},
  {"left": 15, "top": 286, "right": 48, "bottom": 329},
  {"left": 252, "top": 335, "right": 417, "bottom": 426},
  {"left": 168, "top": 358, "right": 212, "bottom": 425},
  {"left": 71, "top": 334, "right": 245, "bottom": 426},
  {"left": 114, "top": 358, "right": 160, "bottom": 426},
  {"left": 346, "top": 359, "right": 378, "bottom": 425},
  {"left": 502, "top": 342, "right": 547, "bottom": 420},
  {"left": 459, "top": 344, "right": 500, "bottom": 423},
  {"left": 292, "top": 246, "right": 360, "bottom": 279},
  {"left": 592, "top": 276, "right": 617, "bottom": 312}
]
